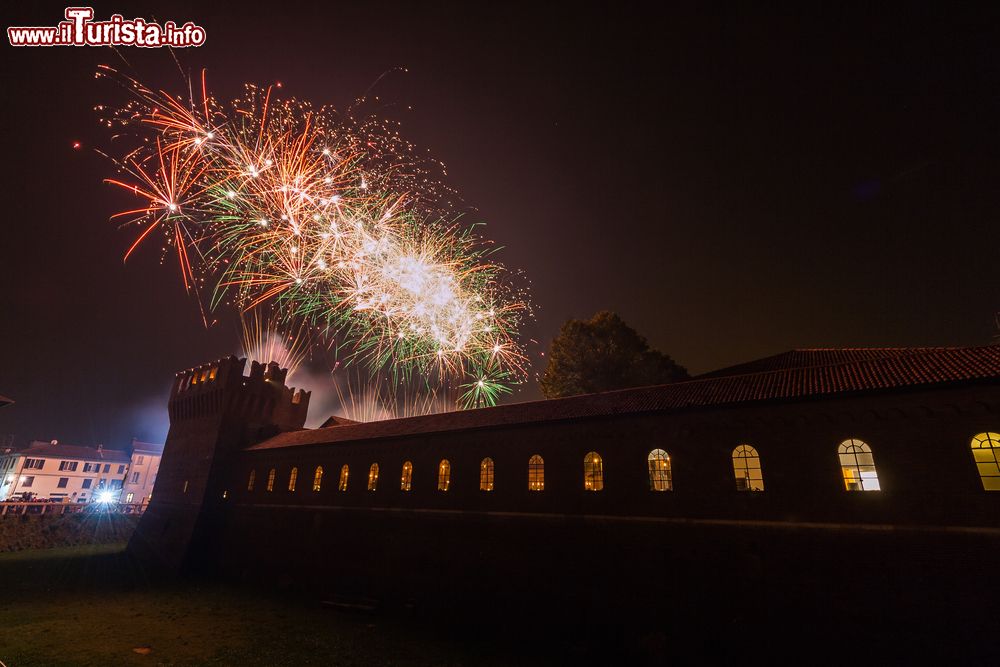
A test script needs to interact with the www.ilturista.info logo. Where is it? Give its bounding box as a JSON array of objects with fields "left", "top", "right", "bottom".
[{"left": 8, "top": 7, "right": 206, "bottom": 47}]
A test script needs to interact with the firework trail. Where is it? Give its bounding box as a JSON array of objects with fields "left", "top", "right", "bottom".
[{"left": 96, "top": 67, "right": 529, "bottom": 407}]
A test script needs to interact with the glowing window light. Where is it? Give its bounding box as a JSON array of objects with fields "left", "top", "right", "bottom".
[
  {"left": 647, "top": 449, "right": 672, "bottom": 491},
  {"left": 528, "top": 455, "right": 544, "bottom": 491},
  {"left": 971, "top": 432, "right": 1000, "bottom": 491},
  {"left": 368, "top": 463, "right": 379, "bottom": 491},
  {"left": 401, "top": 461, "right": 413, "bottom": 491},
  {"left": 583, "top": 452, "right": 604, "bottom": 491},
  {"left": 247, "top": 469, "right": 256, "bottom": 492},
  {"left": 839, "top": 439, "right": 881, "bottom": 491},
  {"left": 313, "top": 466, "right": 324, "bottom": 492},
  {"left": 338, "top": 465, "right": 348, "bottom": 492},
  {"left": 437, "top": 460, "right": 451, "bottom": 492},
  {"left": 288, "top": 467, "right": 298, "bottom": 492},
  {"left": 732, "top": 445, "right": 764, "bottom": 492},
  {"left": 480, "top": 457, "right": 494, "bottom": 492},
  {"left": 266, "top": 468, "right": 276, "bottom": 492}
]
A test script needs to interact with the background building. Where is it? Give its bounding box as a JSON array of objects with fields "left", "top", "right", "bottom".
[
  {"left": 0, "top": 441, "right": 130, "bottom": 502},
  {"left": 119, "top": 438, "right": 163, "bottom": 505}
]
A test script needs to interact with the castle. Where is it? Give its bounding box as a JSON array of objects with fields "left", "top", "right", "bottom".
[{"left": 130, "top": 346, "right": 1000, "bottom": 642}]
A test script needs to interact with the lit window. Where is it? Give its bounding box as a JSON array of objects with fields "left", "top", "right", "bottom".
[
  {"left": 126, "top": 492, "right": 134, "bottom": 503},
  {"left": 583, "top": 452, "right": 604, "bottom": 491},
  {"left": 401, "top": 461, "right": 413, "bottom": 491},
  {"left": 183, "top": 480, "right": 189, "bottom": 493},
  {"left": 266, "top": 468, "right": 276, "bottom": 492},
  {"left": 368, "top": 463, "right": 379, "bottom": 491},
  {"left": 338, "top": 465, "right": 348, "bottom": 491},
  {"left": 480, "top": 457, "right": 494, "bottom": 491},
  {"left": 732, "top": 445, "right": 764, "bottom": 491},
  {"left": 288, "top": 467, "right": 298, "bottom": 492},
  {"left": 528, "top": 455, "right": 544, "bottom": 491},
  {"left": 247, "top": 469, "right": 256, "bottom": 491},
  {"left": 971, "top": 432, "right": 1000, "bottom": 491},
  {"left": 647, "top": 449, "right": 672, "bottom": 491},
  {"left": 313, "top": 466, "right": 324, "bottom": 491},
  {"left": 839, "top": 439, "right": 880, "bottom": 491},
  {"left": 437, "top": 460, "right": 451, "bottom": 491}
]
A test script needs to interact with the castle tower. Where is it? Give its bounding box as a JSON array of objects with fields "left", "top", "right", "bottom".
[{"left": 128, "top": 356, "right": 310, "bottom": 572}]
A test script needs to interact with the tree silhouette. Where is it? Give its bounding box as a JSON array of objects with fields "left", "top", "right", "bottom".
[{"left": 540, "top": 311, "right": 689, "bottom": 399}]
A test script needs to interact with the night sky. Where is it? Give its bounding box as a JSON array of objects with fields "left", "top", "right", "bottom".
[{"left": 3, "top": 3, "right": 1000, "bottom": 448}]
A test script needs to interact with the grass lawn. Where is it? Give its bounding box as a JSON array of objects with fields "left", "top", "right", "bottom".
[{"left": 0, "top": 544, "right": 536, "bottom": 666}]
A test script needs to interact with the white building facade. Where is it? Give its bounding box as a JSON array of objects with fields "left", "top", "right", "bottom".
[
  {"left": 0, "top": 441, "right": 130, "bottom": 502},
  {"left": 118, "top": 439, "right": 163, "bottom": 505}
]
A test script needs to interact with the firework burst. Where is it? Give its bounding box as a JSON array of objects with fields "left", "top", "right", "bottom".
[{"left": 96, "top": 67, "right": 530, "bottom": 406}]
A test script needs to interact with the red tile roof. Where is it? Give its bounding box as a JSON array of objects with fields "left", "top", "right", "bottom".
[
  {"left": 249, "top": 344, "right": 1000, "bottom": 451},
  {"left": 694, "top": 348, "right": 952, "bottom": 378},
  {"left": 18, "top": 442, "right": 132, "bottom": 463}
]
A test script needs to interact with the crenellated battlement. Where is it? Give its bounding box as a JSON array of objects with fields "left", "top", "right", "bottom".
[{"left": 167, "top": 356, "right": 310, "bottom": 429}]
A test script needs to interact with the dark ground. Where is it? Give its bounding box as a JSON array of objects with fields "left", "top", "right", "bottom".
[{"left": 0, "top": 544, "right": 559, "bottom": 666}]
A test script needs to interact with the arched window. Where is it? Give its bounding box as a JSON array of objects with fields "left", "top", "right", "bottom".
[
  {"left": 312, "top": 466, "right": 323, "bottom": 492},
  {"left": 266, "top": 468, "right": 276, "bottom": 492},
  {"left": 338, "top": 464, "right": 349, "bottom": 492},
  {"left": 480, "top": 457, "right": 495, "bottom": 491},
  {"left": 839, "top": 439, "right": 880, "bottom": 491},
  {"left": 971, "top": 432, "right": 1000, "bottom": 491},
  {"left": 288, "top": 467, "right": 298, "bottom": 492},
  {"left": 584, "top": 452, "right": 604, "bottom": 491},
  {"left": 401, "top": 461, "right": 413, "bottom": 491},
  {"left": 528, "top": 455, "right": 544, "bottom": 491},
  {"left": 367, "top": 463, "right": 379, "bottom": 491},
  {"left": 247, "top": 469, "right": 256, "bottom": 492},
  {"left": 647, "top": 449, "right": 672, "bottom": 491},
  {"left": 732, "top": 445, "right": 764, "bottom": 491},
  {"left": 437, "top": 460, "right": 451, "bottom": 491}
]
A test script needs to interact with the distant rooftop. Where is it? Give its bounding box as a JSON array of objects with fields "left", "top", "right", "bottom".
[
  {"left": 131, "top": 439, "right": 164, "bottom": 454},
  {"left": 18, "top": 441, "right": 131, "bottom": 463},
  {"left": 249, "top": 344, "right": 1000, "bottom": 452}
]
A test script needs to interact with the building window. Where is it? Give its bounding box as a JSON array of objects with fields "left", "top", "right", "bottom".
[
  {"left": 732, "top": 445, "right": 764, "bottom": 491},
  {"left": 118, "top": 465, "right": 126, "bottom": 474},
  {"left": 401, "top": 461, "right": 413, "bottom": 491},
  {"left": 480, "top": 457, "right": 494, "bottom": 491},
  {"left": 839, "top": 439, "right": 880, "bottom": 491},
  {"left": 136, "top": 455, "right": 145, "bottom": 465},
  {"left": 126, "top": 492, "right": 134, "bottom": 503},
  {"left": 338, "top": 465, "right": 349, "bottom": 491},
  {"left": 367, "top": 463, "right": 379, "bottom": 491},
  {"left": 583, "top": 452, "right": 604, "bottom": 491},
  {"left": 82, "top": 479, "right": 92, "bottom": 489},
  {"left": 59, "top": 461, "right": 78, "bottom": 472},
  {"left": 437, "top": 460, "right": 451, "bottom": 491},
  {"left": 288, "top": 467, "right": 298, "bottom": 492},
  {"left": 130, "top": 472, "right": 140, "bottom": 484},
  {"left": 57, "top": 477, "right": 69, "bottom": 488},
  {"left": 183, "top": 480, "right": 189, "bottom": 493},
  {"left": 313, "top": 466, "right": 324, "bottom": 492},
  {"left": 22, "top": 476, "right": 34, "bottom": 487},
  {"left": 266, "top": 468, "right": 276, "bottom": 492},
  {"left": 647, "top": 449, "right": 672, "bottom": 491},
  {"left": 247, "top": 469, "right": 256, "bottom": 491},
  {"left": 970, "top": 432, "right": 1000, "bottom": 491},
  {"left": 24, "top": 458, "right": 44, "bottom": 470},
  {"left": 528, "top": 455, "right": 544, "bottom": 491},
  {"left": 103, "top": 464, "right": 110, "bottom": 473}
]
